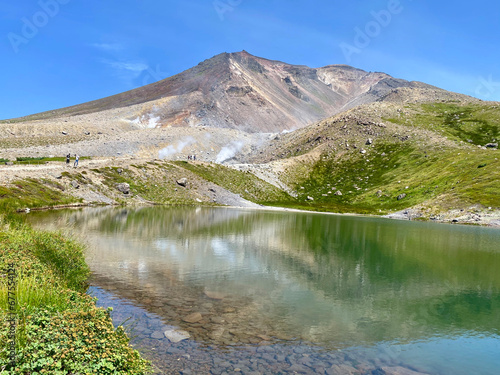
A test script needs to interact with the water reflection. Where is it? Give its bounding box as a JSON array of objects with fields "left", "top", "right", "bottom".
[{"left": 29, "top": 206, "right": 500, "bottom": 374}]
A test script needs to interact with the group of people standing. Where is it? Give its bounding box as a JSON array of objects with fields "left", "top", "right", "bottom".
[
  {"left": 66, "top": 153, "right": 79, "bottom": 167},
  {"left": 187, "top": 154, "right": 197, "bottom": 161}
]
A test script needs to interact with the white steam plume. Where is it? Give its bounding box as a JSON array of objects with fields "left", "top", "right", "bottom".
[
  {"left": 158, "top": 137, "right": 195, "bottom": 159},
  {"left": 216, "top": 141, "right": 244, "bottom": 163}
]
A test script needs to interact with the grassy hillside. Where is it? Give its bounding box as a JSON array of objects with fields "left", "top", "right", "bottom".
[{"left": 273, "top": 101, "right": 500, "bottom": 215}]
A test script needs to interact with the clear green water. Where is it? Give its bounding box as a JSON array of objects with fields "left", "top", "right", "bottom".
[{"left": 29, "top": 206, "right": 500, "bottom": 374}]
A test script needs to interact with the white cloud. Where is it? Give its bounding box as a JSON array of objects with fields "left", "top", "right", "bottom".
[
  {"left": 99, "top": 58, "right": 149, "bottom": 85},
  {"left": 101, "top": 59, "right": 148, "bottom": 73}
]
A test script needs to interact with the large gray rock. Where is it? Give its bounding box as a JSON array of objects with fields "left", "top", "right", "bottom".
[
  {"left": 176, "top": 178, "right": 188, "bottom": 187},
  {"left": 485, "top": 143, "right": 498, "bottom": 148},
  {"left": 115, "top": 182, "right": 130, "bottom": 194},
  {"left": 397, "top": 193, "right": 407, "bottom": 200},
  {"left": 70, "top": 180, "right": 79, "bottom": 189}
]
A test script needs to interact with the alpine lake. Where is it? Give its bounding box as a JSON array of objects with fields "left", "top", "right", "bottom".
[{"left": 28, "top": 206, "right": 500, "bottom": 375}]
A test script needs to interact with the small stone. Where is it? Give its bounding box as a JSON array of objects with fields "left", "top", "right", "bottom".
[
  {"left": 306, "top": 196, "right": 314, "bottom": 201},
  {"left": 287, "top": 364, "right": 309, "bottom": 373},
  {"left": 71, "top": 180, "right": 79, "bottom": 189},
  {"left": 366, "top": 138, "right": 373, "bottom": 145},
  {"left": 205, "top": 291, "right": 226, "bottom": 300},
  {"left": 335, "top": 190, "right": 342, "bottom": 196},
  {"left": 257, "top": 334, "right": 271, "bottom": 341},
  {"left": 182, "top": 312, "right": 202, "bottom": 323},
  {"left": 397, "top": 193, "right": 406, "bottom": 200},
  {"left": 150, "top": 331, "right": 164, "bottom": 339}
]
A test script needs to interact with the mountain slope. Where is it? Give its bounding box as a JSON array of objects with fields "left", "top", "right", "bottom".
[
  {"left": 2, "top": 51, "right": 474, "bottom": 133},
  {"left": 248, "top": 101, "right": 499, "bottom": 218}
]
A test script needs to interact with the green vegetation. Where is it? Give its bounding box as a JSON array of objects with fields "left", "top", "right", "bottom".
[
  {"left": 174, "top": 161, "right": 295, "bottom": 204},
  {"left": 284, "top": 102, "right": 500, "bottom": 214},
  {"left": 295, "top": 141, "right": 498, "bottom": 213},
  {"left": 0, "top": 217, "right": 150, "bottom": 373},
  {"left": 0, "top": 179, "right": 79, "bottom": 216},
  {"left": 385, "top": 102, "right": 500, "bottom": 146},
  {"left": 12, "top": 156, "right": 90, "bottom": 165}
]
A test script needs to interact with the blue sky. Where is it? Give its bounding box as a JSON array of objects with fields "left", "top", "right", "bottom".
[{"left": 1, "top": 0, "right": 499, "bottom": 119}]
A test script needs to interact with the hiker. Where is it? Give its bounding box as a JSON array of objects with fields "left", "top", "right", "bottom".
[
  {"left": 66, "top": 153, "right": 70, "bottom": 166},
  {"left": 74, "top": 154, "right": 79, "bottom": 168}
]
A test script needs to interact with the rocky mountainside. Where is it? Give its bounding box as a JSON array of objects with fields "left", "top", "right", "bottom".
[
  {"left": 0, "top": 51, "right": 497, "bottom": 226},
  {"left": 2, "top": 51, "right": 471, "bottom": 134}
]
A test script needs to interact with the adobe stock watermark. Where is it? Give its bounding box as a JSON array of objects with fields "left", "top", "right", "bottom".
[
  {"left": 6, "top": 263, "right": 17, "bottom": 370},
  {"left": 213, "top": 0, "right": 243, "bottom": 21},
  {"left": 7, "top": 0, "right": 71, "bottom": 54},
  {"left": 140, "top": 64, "right": 168, "bottom": 86},
  {"left": 475, "top": 75, "right": 500, "bottom": 100},
  {"left": 339, "top": 0, "right": 412, "bottom": 63}
]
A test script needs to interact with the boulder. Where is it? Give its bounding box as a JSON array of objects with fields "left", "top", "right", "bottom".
[
  {"left": 70, "top": 180, "right": 79, "bottom": 189},
  {"left": 335, "top": 190, "right": 342, "bottom": 196},
  {"left": 366, "top": 138, "right": 373, "bottom": 145},
  {"left": 485, "top": 143, "right": 498, "bottom": 148},
  {"left": 306, "top": 196, "right": 314, "bottom": 201},
  {"left": 176, "top": 178, "right": 188, "bottom": 187},
  {"left": 397, "top": 193, "right": 406, "bottom": 200},
  {"left": 115, "top": 183, "right": 130, "bottom": 194}
]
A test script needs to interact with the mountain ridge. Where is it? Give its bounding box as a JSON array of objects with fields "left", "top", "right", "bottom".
[{"left": 3, "top": 51, "right": 475, "bottom": 133}]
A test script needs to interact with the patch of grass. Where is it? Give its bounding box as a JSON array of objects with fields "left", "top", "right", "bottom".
[
  {"left": 174, "top": 161, "right": 296, "bottom": 204},
  {"left": 385, "top": 102, "right": 500, "bottom": 146},
  {"left": 290, "top": 140, "right": 500, "bottom": 214},
  {"left": 9, "top": 156, "right": 91, "bottom": 165},
  {"left": 0, "top": 217, "right": 150, "bottom": 374},
  {"left": 0, "top": 179, "right": 80, "bottom": 213}
]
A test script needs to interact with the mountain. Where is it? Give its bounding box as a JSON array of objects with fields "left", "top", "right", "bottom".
[{"left": 4, "top": 51, "right": 472, "bottom": 133}]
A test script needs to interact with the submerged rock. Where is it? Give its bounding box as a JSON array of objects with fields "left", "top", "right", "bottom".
[
  {"left": 164, "top": 329, "right": 190, "bottom": 343},
  {"left": 182, "top": 312, "right": 202, "bottom": 323},
  {"left": 204, "top": 291, "right": 226, "bottom": 300}
]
